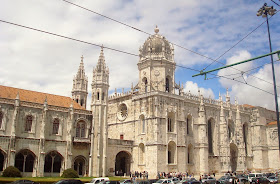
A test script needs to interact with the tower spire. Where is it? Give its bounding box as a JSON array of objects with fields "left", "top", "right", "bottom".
[{"left": 72, "top": 55, "right": 88, "bottom": 108}]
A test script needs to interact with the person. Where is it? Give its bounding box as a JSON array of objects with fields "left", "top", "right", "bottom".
[
  {"left": 213, "top": 173, "right": 215, "bottom": 177},
  {"left": 199, "top": 175, "right": 202, "bottom": 182}
]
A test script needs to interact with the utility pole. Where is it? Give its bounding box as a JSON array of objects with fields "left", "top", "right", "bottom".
[{"left": 257, "top": 3, "right": 280, "bottom": 158}]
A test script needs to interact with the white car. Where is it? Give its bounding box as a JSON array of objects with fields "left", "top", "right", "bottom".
[{"left": 153, "top": 179, "right": 175, "bottom": 184}]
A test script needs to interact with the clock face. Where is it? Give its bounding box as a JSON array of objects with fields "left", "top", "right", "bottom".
[{"left": 154, "top": 70, "right": 160, "bottom": 76}]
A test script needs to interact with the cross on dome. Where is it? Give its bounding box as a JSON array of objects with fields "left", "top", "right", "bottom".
[{"left": 154, "top": 25, "right": 159, "bottom": 34}]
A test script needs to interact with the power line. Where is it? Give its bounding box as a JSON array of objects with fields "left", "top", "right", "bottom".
[
  {"left": 0, "top": 19, "right": 138, "bottom": 57},
  {"left": 0, "top": 19, "right": 276, "bottom": 97},
  {"left": 271, "top": 0, "right": 280, "bottom": 7},
  {"left": 62, "top": 0, "right": 215, "bottom": 62},
  {"left": 62, "top": 0, "right": 279, "bottom": 90}
]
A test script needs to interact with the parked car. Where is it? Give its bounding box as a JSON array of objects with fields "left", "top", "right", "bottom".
[
  {"left": 182, "top": 180, "right": 200, "bottom": 184},
  {"left": 201, "top": 177, "right": 216, "bottom": 184},
  {"left": 251, "top": 177, "right": 269, "bottom": 184},
  {"left": 217, "top": 176, "right": 230, "bottom": 184},
  {"left": 236, "top": 177, "right": 249, "bottom": 184},
  {"left": 120, "top": 179, "right": 132, "bottom": 184},
  {"left": 54, "top": 179, "right": 83, "bottom": 184},
  {"left": 85, "top": 177, "right": 110, "bottom": 184},
  {"left": 267, "top": 176, "right": 278, "bottom": 183},
  {"left": 153, "top": 179, "right": 174, "bottom": 184},
  {"left": 179, "top": 178, "right": 197, "bottom": 184},
  {"left": 248, "top": 173, "right": 263, "bottom": 182},
  {"left": 9, "top": 180, "right": 39, "bottom": 184},
  {"left": 102, "top": 181, "right": 120, "bottom": 184},
  {"left": 171, "top": 178, "right": 181, "bottom": 184}
]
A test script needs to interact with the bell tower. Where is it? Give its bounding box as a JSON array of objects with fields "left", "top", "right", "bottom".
[
  {"left": 72, "top": 56, "right": 88, "bottom": 108},
  {"left": 89, "top": 47, "right": 109, "bottom": 177},
  {"left": 138, "top": 26, "right": 175, "bottom": 93}
]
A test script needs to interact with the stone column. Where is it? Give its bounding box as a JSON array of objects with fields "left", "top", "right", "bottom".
[
  {"left": 37, "top": 97, "right": 47, "bottom": 177},
  {"left": 219, "top": 96, "right": 230, "bottom": 173},
  {"left": 235, "top": 102, "right": 246, "bottom": 172},
  {"left": 196, "top": 95, "right": 208, "bottom": 175},
  {"left": 7, "top": 93, "right": 20, "bottom": 167},
  {"left": 65, "top": 103, "right": 74, "bottom": 169},
  {"left": 102, "top": 105, "right": 108, "bottom": 177}
]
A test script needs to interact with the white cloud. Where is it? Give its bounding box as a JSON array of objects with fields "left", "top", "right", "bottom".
[
  {"left": 0, "top": 0, "right": 279, "bottom": 111},
  {"left": 218, "top": 50, "right": 253, "bottom": 88},
  {"left": 184, "top": 81, "right": 215, "bottom": 99}
]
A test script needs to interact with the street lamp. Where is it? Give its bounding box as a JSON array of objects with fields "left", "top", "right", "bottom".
[{"left": 257, "top": 3, "right": 280, "bottom": 156}]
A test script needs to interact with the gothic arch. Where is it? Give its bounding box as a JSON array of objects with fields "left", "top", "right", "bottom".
[
  {"left": 139, "top": 114, "right": 145, "bottom": 134},
  {"left": 165, "top": 75, "right": 172, "bottom": 93},
  {"left": 44, "top": 150, "right": 63, "bottom": 174},
  {"left": 0, "top": 149, "right": 6, "bottom": 171},
  {"left": 115, "top": 151, "right": 131, "bottom": 176},
  {"left": 207, "top": 117, "right": 216, "bottom": 155},
  {"left": 167, "top": 112, "right": 175, "bottom": 133},
  {"left": 230, "top": 143, "right": 238, "bottom": 172},
  {"left": 243, "top": 122, "right": 249, "bottom": 155},
  {"left": 138, "top": 143, "right": 145, "bottom": 165},
  {"left": 186, "top": 114, "right": 192, "bottom": 135},
  {"left": 187, "top": 144, "right": 194, "bottom": 164},
  {"left": 75, "top": 118, "right": 90, "bottom": 138},
  {"left": 73, "top": 155, "right": 86, "bottom": 176},
  {"left": 142, "top": 77, "right": 148, "bottom": 92},
  {"left": 228, "top": 119, "right": 235, "bottom": 140},
  {"left": 15, "top": 149, "right": 36, "bottom": 173},
  {"left": 167, "top": 141, "right": 176, "bottom": 164}
]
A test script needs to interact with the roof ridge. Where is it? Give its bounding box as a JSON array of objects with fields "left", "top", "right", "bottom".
[{"left": 0, "top": 84, "right": 71, "bottom": 99}]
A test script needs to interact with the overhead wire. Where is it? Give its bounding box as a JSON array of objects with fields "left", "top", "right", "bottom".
[
  {"left": 61, "top": 0, "right": 279, "bottom": 91},
  {"left": 0, "top": 19, "right": 277, "bottom": 97}
]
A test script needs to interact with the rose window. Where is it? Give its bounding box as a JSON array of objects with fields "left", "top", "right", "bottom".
[{"left": 117, "top": 103, "right": 128, "bottom": 121}]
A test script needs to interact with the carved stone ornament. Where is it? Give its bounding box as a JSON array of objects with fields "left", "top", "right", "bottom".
[
  {"left": 143, "top": 71, "right": 146, "bottom": 76},
  {"left": 270, "top": 129, "right": 278, "bottom": 141},
  {"left": 154, "top": 70, "right": 160, "bottom": 76}
]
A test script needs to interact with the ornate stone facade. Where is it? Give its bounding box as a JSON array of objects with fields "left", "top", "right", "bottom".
[{"left": 0, "top": 27, "right": 279, "bottom": 178}]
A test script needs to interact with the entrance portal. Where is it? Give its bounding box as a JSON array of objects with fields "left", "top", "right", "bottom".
[
  {"left": 115, "top": 151, "right": 131, "bottom": 176},
  {"left": 230, "top": 143, "right": 238, "bottom": 172}
]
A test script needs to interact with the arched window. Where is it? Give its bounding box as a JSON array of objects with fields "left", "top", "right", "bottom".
[
  {"left": 243, "top": 123, "right": 248, "bottom": 155},
  {"left": 207, "top": 118, "right": 215, "bottom": 155},
  {"left": 187, "top": 144, "right": 193, "bottom": 164},
  {"left": 139, "top": 143, "right": 145, "bottom": 165},
  {"left": 76, "top": 121, "right": 86, "bottom": 138},
  {"left": 102, "top": 92, "right": 105, "bottom": 100},
  {"left": 97, "top": 92, "right": 100, "bottom": 100},
  {"left": 0, "top": 150, "right": 4, "bottom": 171},
  {"left": 0, "top": 111, "right": 3, "bottom": 129},
  {"left": 15, "top": 149, "right": 35, "bottom": 172},
  {"left": 74, "top": 156, "right": 86, "bottom": 176},
  {"left": 186, "top": 115, "right": 192, "bottom": 135},
  {"left": 25, "top": 115, "right": 33, "bottom": 132},
  {"left": 166, "top": 77, "right": 170, "bottom": 92},
  {"left": 52, "top": 118, "right": 59, "bottom": 134},
  {"left": 44, "top": 151, "right": 62, "bottom": 173},
  {"left": 167, "top": 113, "right": 174, "bottom": 132},
  {"left": 228, "top": 120, "right": 234, "bottom": 139},
  {"left": 76, "top": 99, "right": 79, "bottom": 103},
  {"left": 80, "top": 99, "right": 84, "bottom": 106},
  {"left": 139, "top": 115, "right": 145, "bottom": 133},
  {"left": 168, "top": 141, "right": 176, "bottom": 164}
]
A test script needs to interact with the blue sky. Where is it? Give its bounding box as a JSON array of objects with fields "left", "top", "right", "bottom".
[{"left": 0, "top": 0, "right": 279, "bottom": 110}]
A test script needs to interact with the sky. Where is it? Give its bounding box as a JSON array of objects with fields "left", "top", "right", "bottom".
[{"left": 0, "top": 0, "right": 280, "bottom": 111}]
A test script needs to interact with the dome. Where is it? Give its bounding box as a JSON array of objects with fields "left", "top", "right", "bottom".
[{"left": 139, "top": 26, "right": 174, "bottom": 61}]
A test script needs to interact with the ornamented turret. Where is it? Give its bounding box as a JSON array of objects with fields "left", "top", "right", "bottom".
[
  {"left": 138, "top": 26, "right": 176, "bottom": 94},
  {"left": 226, "top": 88, "right": 230, "bottom": 107},
  {"left": 72, "top": 56, "right": 88, "bottom": 108},
  {"left": 90, "top": 47, "right": 109, "bottom": 177}
]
